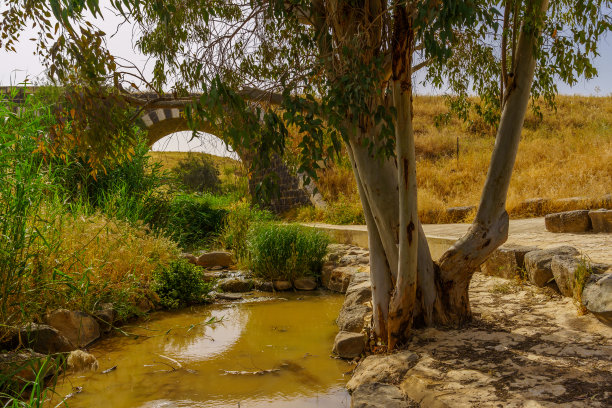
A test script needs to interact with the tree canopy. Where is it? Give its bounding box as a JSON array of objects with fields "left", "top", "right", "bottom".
[{"left": 2, "top": 0, "right": 610, "bottom": 349}]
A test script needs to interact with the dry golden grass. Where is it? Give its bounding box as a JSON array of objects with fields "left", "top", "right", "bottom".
[
  {"left": 21, "top": 211, "right": 179, "bottom": 321},
  {"left": 313, "top": 95, "right": 611, "bottom": 223}
]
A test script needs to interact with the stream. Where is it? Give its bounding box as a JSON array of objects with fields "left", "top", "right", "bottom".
[{"left": 49, "top": 291, "right": 352, "bottom": 407}]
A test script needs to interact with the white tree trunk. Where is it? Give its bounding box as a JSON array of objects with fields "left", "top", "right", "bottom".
[{"left": 437, "top": 0, "right": 550, "bottom": 322}]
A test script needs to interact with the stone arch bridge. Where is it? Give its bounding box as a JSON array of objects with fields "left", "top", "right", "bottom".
[{"left": 1, "top": 86, "right": 325, "bottom": 213}]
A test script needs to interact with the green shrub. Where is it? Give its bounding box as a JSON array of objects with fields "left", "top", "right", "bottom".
[
  {"left": 247, "top": 223, "right": 330, "bottom": 281},
  {"left": 148, "top": 193, "right": 228, "bottom": 251},
  {"left": 152, "top": 259, "right": 213, "bottom": 309},
  {"left": 172, "top": 153, "right": 221, "bottom": 193},
  {"left": 221, "top": 201, "right": 275, "bottom": 266}
]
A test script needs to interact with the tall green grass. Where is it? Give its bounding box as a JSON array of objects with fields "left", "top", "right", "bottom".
[
  {"left": 147, "top": 193, "right": 228, "bottom": 251},
  {"left": 0, "top": 89, "right": 58, "bottom": 341},
  {"left": 247, "top": 224, "right": 329, "bottom": 281},
  {"left": 0, "top": 89, "right": 178, "bottom": 339},
  {"left": 220, "top": 200, "right": 275, "bottom": 266}
]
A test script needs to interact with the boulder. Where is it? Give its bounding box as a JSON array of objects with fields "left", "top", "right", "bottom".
[
  {"left": 332, "top": 331, "right": 365, "bottom": 359},
  {"left": 325, "top": 244, "right": 350, "bottom": 263},
  {"left": 322, "top": 265, "right": 359, "bottom": 293},
  {"left": 273, "top": 280, "right": 292, "bottom": 291},
  {"left": 196, "top": 251, "right": 233, "bottom": 268},
  {"left": 12, "top": 323, "right": 74, "bottom": 353},
  {"left": 524, "top": 246, "right": 580, "bottom": 287},
  {"left": 253, "top": 279, "right": 274, "bottom": 292},
  {"left": 544, "top": 210, "right": 592, "bottom": 233},
  {"left": 337, "top": 303, "right": 371, "bottom": 333},
  {"left": 480, "top": 245, "right": 539, "bottom": 279},
  {"left": 351, "top": 382, "right": 411, "bottom": 408},
  {"left": 589, "top": 209, "right": 612, "bottom": 233},
  {"left": 337, "top": 273, "right": 372, "bottom": 333},
  {"left": 338, "top": 252, "right": 370, "bottom": 267},
  {"left": 293, "top": 276, "right": 317, "bottom": 291},
  {"left": 93, "top": 303, "right": 116, "bottom": 333},
  {"left": 44, "top": 309, "right": 100, "bottom": 348},
  {"left": 347, "top": 351, "right": 419, "bottom": 391},
  {"left": 67, "top": 350, "right": 99, "bottom": 372},
  {"left": 551, "top": 256, "right": 610, "bottom": 298},
  {"left": 0, "top": 351, "right": 58, "bottom": 382},
  {"left": 516, "top": 198, "right": 551, "bottom": 215},
  {"left": 181, "top": 253, "right": 198, "bottom": 265},
  {"left": 217, "top": 277, "right": 253, "bottom": 293},
  {"left": 582, "top": 273, "right": 612, "bottom": 326}
]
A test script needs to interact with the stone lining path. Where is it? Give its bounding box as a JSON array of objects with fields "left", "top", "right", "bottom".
[
  {"left": 423, "top": 217, "right": 612, "bottom": 264},
  {"left": 308, "top": 217, "right": 612, "bottom": 264}
]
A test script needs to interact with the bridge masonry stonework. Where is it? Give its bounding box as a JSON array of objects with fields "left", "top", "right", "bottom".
[
  {"left": 2, "top": 86, "right": 325, "bottom": 214},
  {"left": 139, "top": 107, "right": 320, "bottom": 213}
]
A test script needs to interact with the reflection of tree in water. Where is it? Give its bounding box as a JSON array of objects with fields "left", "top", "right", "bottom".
[{"left": 161, "top": 306, "right": 248, "bottom": 359}]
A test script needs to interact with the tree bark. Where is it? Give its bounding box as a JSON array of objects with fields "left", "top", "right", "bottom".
[
  {"left": 436, "top": 0, "right": 550, "bottom": 323},
  {"left": 387, "top": 3, "right": 418, "bottom": 349},
  {"left": 345, "top": 139, "right": 392, "bottom": 341},
  {"left": 341, "top": 0, "right": 549, "bottom": 347}
]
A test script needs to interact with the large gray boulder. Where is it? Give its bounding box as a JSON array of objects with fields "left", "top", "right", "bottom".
[
  {"left": 44, "top": 309, "right": 100, "bottom": 348},
  {"left": 12, "top": 324, "right": 74, "bottom": 354},
  {"left": 217, "top": 277, "right": 254, "bottom": 293},
  {"left": 589, "top": 209, "right": 612, "bottom": 233},
  {"left": 322, "top": 265, "right": 359, "bottom": 293},
  {"left": 196, "top": 251, "right": 233, "bottom": 268},
  {"left": 545, "top": 210, "right": 592, "bottom": 233},
  {"left": 582, "top": 273, "right": 612, "bottom": 326},
  {"left": 551, "top": 257, "right": 610, "bottom": 298},
  {"left": 524, "top": 246, "right": 580, "bottom": 287},
  {"left": 332, "top": 331, "right": 365, "bottom": 359},
  {"left": 337, "top": 273, "right": 372, "bottom": 333},
  {"left": 480, "top": 245, "right": 539, "bottom": 279},
  {"left": 351, "top": 383, "right": 412, "bottom": 408}
]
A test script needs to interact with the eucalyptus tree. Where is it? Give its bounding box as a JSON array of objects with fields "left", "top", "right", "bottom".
[{"left": 2, "top": 0, "right": 609, "bottom": 349}]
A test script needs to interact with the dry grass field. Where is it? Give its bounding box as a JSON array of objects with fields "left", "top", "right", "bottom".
[
  {"left": 304, "top": 95, "right": 611, "bottom": 223},
  {"left": 151, "top": 95, "right": 611, "bottom": 224},
  {"left": 413, "top": 95, "right": 611, "bottom": 218}
]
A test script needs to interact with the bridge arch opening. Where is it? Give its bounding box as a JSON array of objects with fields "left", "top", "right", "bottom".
[{"left": 150, "top": 131, "right": 239, "bottom": 161}]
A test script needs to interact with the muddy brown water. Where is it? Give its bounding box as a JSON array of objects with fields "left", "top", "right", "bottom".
[{"left": 50, "top": 291, "right": 352, "bottom": 407}]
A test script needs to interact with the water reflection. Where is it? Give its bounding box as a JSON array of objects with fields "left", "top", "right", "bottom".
[{"left": 50, "top": 292, "right": 351, "bottom": 408}]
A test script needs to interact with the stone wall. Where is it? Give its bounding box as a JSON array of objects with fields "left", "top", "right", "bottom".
[{"left": 248, "top": 154, "right": 311, "bottom": 214}]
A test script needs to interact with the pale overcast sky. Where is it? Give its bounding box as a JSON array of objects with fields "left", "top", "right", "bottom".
[{"left": 1, "top": 2, "right": 610, "bottom": 155}]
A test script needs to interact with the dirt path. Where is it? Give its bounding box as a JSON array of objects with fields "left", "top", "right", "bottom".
[{"left": 348, "top": 273, "right": 612, "bottom": 407}]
